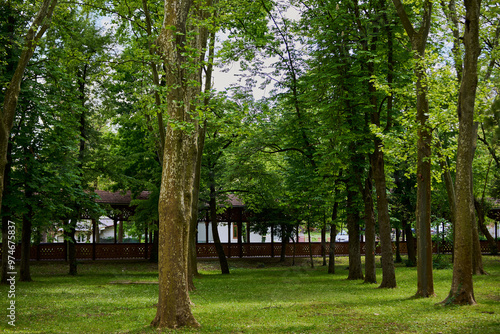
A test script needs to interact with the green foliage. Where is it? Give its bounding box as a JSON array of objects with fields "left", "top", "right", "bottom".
[{"left": 433, "top": 254, "right": 452, "bottom": 270}]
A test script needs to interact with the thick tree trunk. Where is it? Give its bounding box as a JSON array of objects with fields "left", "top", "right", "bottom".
[
  {"left": 152, "top": 128, "right": 200, "bottom": 328},
  {"left": 393, "top": 0, "right": 433, "bottom": 297},
  {"left": 347, "top": 190, "right": 364, "bottom": 280},
  {"left": 414, "top": 65, "right": 434, "bottom": 297},
  {"left": 151, "top": 0, "right": 209, "bottom": 327},
  {"left": 371, "top": 146, "right": 396, "bottom": 288},
  {"left": 361, "top": 175, "right": 377, "bottom": 283},
  {"left": 442, "top": 0, "right": 480, "bottom": 305}
]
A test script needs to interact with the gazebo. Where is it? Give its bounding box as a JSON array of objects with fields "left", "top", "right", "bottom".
[{"left": 94, "top": 190, "right": 150, "bottom": 243}]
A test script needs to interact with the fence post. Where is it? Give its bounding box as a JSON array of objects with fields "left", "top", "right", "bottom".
[{"left": 92, "top": 219, "right": 96, "bottom": 261}]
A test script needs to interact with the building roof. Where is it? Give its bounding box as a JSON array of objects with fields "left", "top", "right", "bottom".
[
  {"left": 94, "top": 190, "right": 244, "bottom": 208},
  {"left": 95, "top": 190, "right": 150, "bottom": 205},
  {"left": 227, "top": 194, "right": 244, "bottom": 207}
]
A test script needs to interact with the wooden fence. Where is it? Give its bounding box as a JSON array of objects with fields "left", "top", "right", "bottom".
[{"left": 1, "top": 240, "right": 498, "bottom": 261}]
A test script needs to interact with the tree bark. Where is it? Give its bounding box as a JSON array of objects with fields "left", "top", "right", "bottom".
[
  {"left": 442, "top": 0, "right": 480, "bottom": 305},
  {"left": 209, "top": 176, "right": 230, "bottom": 274},
  {"left": 307, "top": 220, "right": 314, "bottom": 268},
  {"left": 151, "top": 0, "right": 210, "bottom": 328},
  {"left": 395, "top": 229, "right": 402, "bottom": 263},
  {"left": 321, "top": 225, "right": 327, "bottom": 266},
  {"left": 328, "top": 201, "right": 339, "bottom": 274},
  {"left": 188, "top": 125, "right": 206, "bottom": 289},
  {"left": 328, "top": 224, "right": 337, "bottom": 274},
  {"left": 361, "top": 175, "right": 377, "bottom": 283},
  {"left": 65, "top": 219, "right": 78, "bottom": 276},
  {"left": 347, "top": 190, "right": 364, "bottom": 280},
  {"left": 280, "top": 223, "right": 290, "bottom": 262},
  {"left": 392, "top": 0, "right": 434, "bottom": 296},
  {"left": 371, "top": 144, "right": 396, "bottom": 288},
  {"left": 404, "top": 221, "right": 417, "bottom": 266}
]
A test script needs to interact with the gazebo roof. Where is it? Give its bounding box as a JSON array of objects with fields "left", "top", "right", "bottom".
[
  {"left": 95, "top": 190, "right": 150, "bottom": 206},
  {"left": 94, "top": 190, "right": 244, "bottom": 207}
]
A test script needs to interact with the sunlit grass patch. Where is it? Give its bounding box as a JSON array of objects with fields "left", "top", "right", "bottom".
[{"left": 0, "top": 256, "right": 498, "bottom": 333}]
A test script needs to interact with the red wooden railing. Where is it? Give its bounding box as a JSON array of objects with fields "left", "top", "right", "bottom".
[{"left": 1, "top": 240, "right": 498, "bottom": 261}]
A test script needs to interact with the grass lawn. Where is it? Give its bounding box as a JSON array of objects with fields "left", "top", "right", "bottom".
[{"left": 0, "top": 255, "right": 499, "bottom": 333}]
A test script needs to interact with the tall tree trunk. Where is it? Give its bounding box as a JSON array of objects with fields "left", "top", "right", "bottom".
[
  {"left": 361, "top": 174, "right": 377, "bottom": 283},
  {"left": 471, "top": 211, "right": 486, "bottom": 275},
  {"left": 307, "top": 220, "right": 314, "bottom": 268},
  {"left": 328, "top": 224, "right": 337, "bottom": 274},
  {"left": 404, "top": 221, "right": 417, "bottom": 266},
  {"left": 187, "top": 91, "right": 209, "bottom": 290},
  {"left": 209, "top": 177, "right": 229, "bottom": 274},
  {"left": 393, "top": 0, "right": 434, "bottom": 296},
  {"left": 395, "top": 229, "right": 402, "bottom": 263},
  {"left": 371, "top": 145, "right": 396, "bottom": 288},
  {"left": 347, "top": 190, "right": 364, "bottom": 280},
  {"left": 153, "top": 125, "right": 200, "bottom": 328},
  {"left": 118, "top": 220, "right": 124, "bottom": 243},
  {"left": 436, "top": 143, "right": 457, "bottom": 261},
  {"left": 470, "top": 126, "right": 485, "bottom": 275},
  {"left": 151, "top": 0, "right": 210, "bottom": 327},
  {"left": 442, "top": 0, "right": 480, "bottom": 305},
  {"left": 362, "top": 1, "right": 395, "bottom": 288},
  {"left": 280, "top": 223, "right": 289, "bottom": 262},
  {"left": 328, "top": 201, "right": 339, "bottom": 274},
  {"left": 321, "top": 225, "right": 327, "bottom": 266},
  {"left": 65, "top": 219, "right": 78, "bottom": 276}
]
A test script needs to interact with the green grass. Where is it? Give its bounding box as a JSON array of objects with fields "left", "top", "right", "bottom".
[{"left": 1, "top": 256, "right": 499, "bottom": 333}]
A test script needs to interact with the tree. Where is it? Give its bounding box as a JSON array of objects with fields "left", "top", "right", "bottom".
[
  {"left": 441, "top": 0, "right": 481, "bottom": 306},
  {"left": 392, "top": 0, "right": 435, "bottom": 298},
  {"left": 151, "top": 0, "right": 212, "bottom": 328},
  {"left": 0, "top": 0, "right": 57, "bottom": 217}
]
